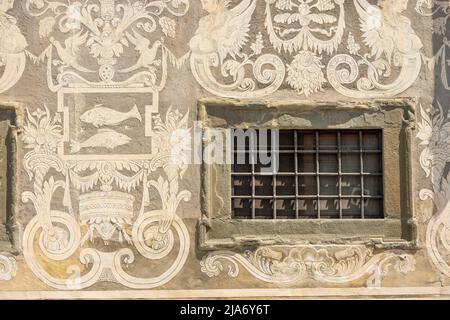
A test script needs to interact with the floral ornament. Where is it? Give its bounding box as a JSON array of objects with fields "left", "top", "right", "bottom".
[
  {"left": 25, "top": 0, "right": 190, "bottom": 84},
  {"left": 316, "top": 0, "right": 335, "bottom": 11},
  {"left": 23, "top": 105, "right": 62, "bottom": 154},
  {"left": 347, "top": 32, "right": 361, "bottom": 55},
  {"left": 159, "top": 17, "right": 176, "bottom": 38},
  {"left": 250, "top": 32, "right": 264, "bottom": 56},
  {"left": 416, "top": 102, "right": 450, "bottom": 189},
  {"left": 153, "top": 106, "right": 190, "bottom": 166},
  {"left": 286, "top": 50, "right": 326, "bottom": 96},
  {"left": 276, "top": 0, "right": 294, "bottom": 10},
  {"left": 87, "top": 33, "right": 127, "bottom": 61}
]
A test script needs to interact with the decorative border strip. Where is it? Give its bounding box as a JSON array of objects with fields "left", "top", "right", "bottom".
[{"left": 0, "top": 287, "right": 449, "bottom": 300}]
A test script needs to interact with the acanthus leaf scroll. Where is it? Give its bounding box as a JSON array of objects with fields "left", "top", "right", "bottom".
[
  {"left": 200, "top": 246, "right": 415, "bottom": 287},
  {"left": 188, "top": 0, "right": 286, "bottom": 98},
  {"left": 326, "top": 0, "right": 423, "bottom": 98}
]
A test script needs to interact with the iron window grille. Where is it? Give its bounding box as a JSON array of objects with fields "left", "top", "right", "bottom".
[{"left": 231, "top": 129, "right": 384, "bottom": 220}]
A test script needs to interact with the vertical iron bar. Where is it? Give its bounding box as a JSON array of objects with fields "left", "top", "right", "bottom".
[
  {"left": 273, "top": 170, "right": 277, "bottom": 219},
  {"left": 316, "top": 131, "right": 320, "bottom": 219},
  {"left": 359, "top": 131, "right": 365, "bottom": 219},
  {"left": 251, "top": 131, "right": 256, "bottom": 219},
  {"left": 272, "top": 130, "right": 277, "bottom": 219},
  {"left": 294, "top": 130, "right": 299, "bottom": 219},
  {"left": 338, "top": 131, "right": 342, "bottom": 219}
]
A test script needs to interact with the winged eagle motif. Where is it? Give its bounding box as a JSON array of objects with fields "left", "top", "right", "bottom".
[
  {"left": 189, "top": 0, "right": 257, "bottom": 63},
  {"left": 355, "top": 0, "right": 423, "bottom": 64},
  {"left": 327, "top": 0, "right": 423, "bottom": 98}
]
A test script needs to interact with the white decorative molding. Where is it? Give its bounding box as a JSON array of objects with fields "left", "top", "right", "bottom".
[
  {"left": 200, "top": 246, "right": 415, "bottom": 287},
  {"left": 0, "top": 254, "right": 17, "bottom": 281},
  {"left": 187, "top": 0, "right": 424, "bottom": 99}
]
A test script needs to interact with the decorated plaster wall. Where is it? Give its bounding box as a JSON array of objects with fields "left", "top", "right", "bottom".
[{"left": 0, "top": 0, "right": 448, "bottom": 298}]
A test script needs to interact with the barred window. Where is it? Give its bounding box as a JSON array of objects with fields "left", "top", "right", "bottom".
[
  {"left": 199, "top": 99, "right": 414, "bottom": 249},
  {"left": 232, "top": 129, "right": 384, "bottom": 220}
]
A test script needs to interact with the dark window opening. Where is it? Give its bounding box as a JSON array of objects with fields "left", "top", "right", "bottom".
[{"left": 231, "top": 129, "right": 384, "bottom": 220}]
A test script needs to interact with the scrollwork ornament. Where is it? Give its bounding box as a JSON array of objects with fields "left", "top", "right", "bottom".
[
  {"left": 0, "top": 254, "right": 17, "bottom": 281},
  {"left": 327, "top": 0, "right": 423, "bottom": 98},
  {"left": 200, "top": 246, "right": 415, "bottom": 287},
  {"left": 25, "top": 0, "right": 191, "bottom": 89},
  {"left": 189, "top": 0, "right": 286, "bottom": 98}
]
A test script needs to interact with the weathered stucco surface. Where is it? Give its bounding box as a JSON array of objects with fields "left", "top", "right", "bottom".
[{"left": 0, "top": 0, "right": 449, "bottom": 298}]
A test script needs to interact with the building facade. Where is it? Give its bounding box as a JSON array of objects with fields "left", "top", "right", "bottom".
[{"left": 0, "top": 0, "right": 449, "bottom": 299}]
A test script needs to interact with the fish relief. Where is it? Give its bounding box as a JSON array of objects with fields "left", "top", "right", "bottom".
[
  {"left": 70, "top": 129, "right": 132, "bottom": 153},
  {"left": 80, "top": 104, "right": 143, "bottom": 128}
]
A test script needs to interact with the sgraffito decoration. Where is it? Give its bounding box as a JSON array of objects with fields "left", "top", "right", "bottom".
[
  {"left": 20, "top": 0, "right": 193, "bottom": 290},
  {"left": 1, "top": 0, "right": 431, "bottom": 98},
  {"left": 188, "top": 0, "right": 286, "bottom": 98},
  {"left": 327, "top": 0, "right": 423, "bottom": 98},
  {"left": 417, "top": 102, "right": 450, "bottom": 278},
  {"left": 22, "top": 105, "right": 191, "bottom": 289},
  {"left": 188, "top": 0, "right": 424, "bottom": 98},
  {"left": 200, "top": 246, "right": 415, "bottom": 287},
  {"left": 25, "top": 0, "right": 189, "bottom": 90},
  {"left": 416, "top": 0, "right": 450, "bottom": 90}
]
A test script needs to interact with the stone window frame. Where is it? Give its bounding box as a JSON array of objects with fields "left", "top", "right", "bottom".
[
  {"left": 0, "top": 101, "right": 23, "bottom": 253},
  {"left": 197, "top": 98, "right": 417, "bottom": 251}
]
